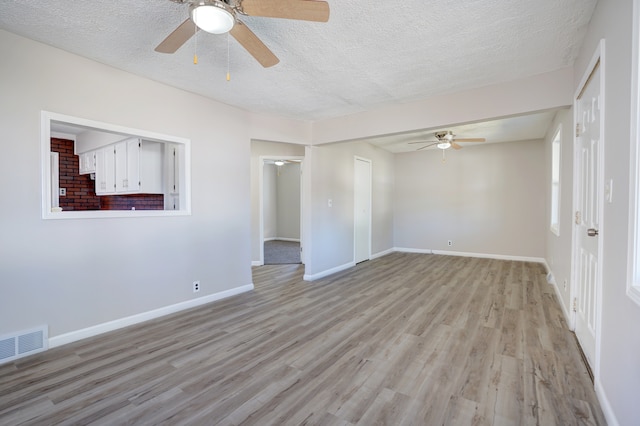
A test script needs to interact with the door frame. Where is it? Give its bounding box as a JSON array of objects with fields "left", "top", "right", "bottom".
[
  {"left": 353, "top": 156, "right": 372, "bottom": 264},
  {"left": 570, "top": 39, "right": 605, "bottom": 378},
  {"left": 258, "top": 155, "right": 305, "bottom": 266}
]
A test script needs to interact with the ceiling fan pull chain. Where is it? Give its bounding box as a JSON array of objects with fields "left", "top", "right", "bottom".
[
  {"left": 442, "top": 149, "right": 446, "bottom": 163},
  {"left": 193, "top": 21, "right": 198, "bottom": 64}
]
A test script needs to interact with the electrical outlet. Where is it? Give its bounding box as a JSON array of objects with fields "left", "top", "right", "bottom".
[
  {"left": 447, "top": 240, "right": 452, "bottom": 247},
  {"left": 59, "top": 188, "right": 66, "bottom": 196},
  {"left": 193, "top": 281, "right": 200, "bottom": 293}
]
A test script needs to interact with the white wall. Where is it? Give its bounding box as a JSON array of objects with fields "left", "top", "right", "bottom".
[
  {"left": 394, "top": 140, "right": 546, "bottom": 258},
  {"left": 0, "top": 30, "right": 307, "bottom": 341},
  {"left": 306, "top": 141, "right": 394, "bottom": 277},
  {"left": 277, "top": 163, "right": 301, "bottom": 240},
  {"left": 569, "top": 1, "right": 640, "bottom": 424}
]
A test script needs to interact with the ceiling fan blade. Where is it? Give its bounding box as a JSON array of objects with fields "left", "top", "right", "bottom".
[
  {"left": 230, "top": 21, "right": 280, "bottom": 68},
  {"left": 241, "top": 0, "right": 330, "bottom": 22},
  {"left": 451, "top": 142, "right": 463, "bottom": 150},
  {"left": 407, "top": 140, "right": 438, "bottom": 144},
  {"left": 416, "top": 143, "right": 438, "bottom": 151},
  {"left": 453, "top": 138, "right": 486, "bottom": 142},
  {"left": 155, "top": 19, "right": 197, "bottom": 53}
]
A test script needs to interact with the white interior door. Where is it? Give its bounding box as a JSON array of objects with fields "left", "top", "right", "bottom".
[
  {"left": 354, "top": 157, "right": 372, "bottom": 263},
  {"left": 573, "top": 60, "right": 602, "bottom": 370}
]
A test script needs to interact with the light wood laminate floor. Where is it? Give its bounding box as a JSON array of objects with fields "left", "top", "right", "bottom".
[{"left": 0, "top": 253, "right": 605, "bottom": 425}]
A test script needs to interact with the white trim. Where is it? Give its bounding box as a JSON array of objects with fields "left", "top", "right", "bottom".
[
  {"left": 392, "top": 247, "right": 547, "bottom": 264},
  {"left": 538, "top": 259, "right": 574, "bottom": 324},
  {"left": 258, "top": 155, "right": 304, "bottom": 267},
  {"left": 265, "top": 237, "right": 300, "bottom": 243},
  {"left": 550, "top": 276, "right": 573, "bottom": 329},
  {"left": 49, "top": 284, "right": 254, "bottom": 348},
  {"left": 41, "top": 111, "right": 192, "bottom": 219},
  {"left": 430, "top": 249, "right": 546, "bottom": 264},
  {"left": 304, "top": 247, "right": 549, "bottom": 285},
  {"left": 303, "top": 261, "right": 355, "bottom": 281},
  {"left": 595, "top": 379, "right": 620, "bottom": 426},
  {"left": 628, "top": 0, "right": 640, "bottom": 307},
  {"left": 571, "top": 39, "right": 605, "bottom": 381},
  {"left": 251, "top": 261, "right": 263, "bottom": 266},
  {"left": 394, "top": 247, "right": 434, "bottom": 254},
  {"left": 371, "top": 248, "right": 394, "bottom": 259}
]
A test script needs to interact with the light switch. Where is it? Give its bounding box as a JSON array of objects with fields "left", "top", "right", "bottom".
[{"left": 328, "top": 199, "right": 333, "bottom": 207}]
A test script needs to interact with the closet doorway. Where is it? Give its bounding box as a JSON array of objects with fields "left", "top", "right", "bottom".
[{"left": 259, "top": 157, "right": 304, "bottom": 265}]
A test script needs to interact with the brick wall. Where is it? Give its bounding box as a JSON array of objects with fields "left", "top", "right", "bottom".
[
  {"left": 51, "top": 138, "right": 101, "bottom": 211},
  {"left": 51, "top": 138, "right": 164, "bottom": 211},
  {"left": 100, "top": 194, "right": 164, "bottom": 210}
]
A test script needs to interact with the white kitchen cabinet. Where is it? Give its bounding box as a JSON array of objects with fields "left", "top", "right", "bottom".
[
  {"left": 95, "top": 138, "right": 163, "bottom": 195},
  {"left": 78, "top": 151, "right": 96, "bottom": 174},
  {"left": 95, "top": 145, "right": 116, "bottom": 195}
]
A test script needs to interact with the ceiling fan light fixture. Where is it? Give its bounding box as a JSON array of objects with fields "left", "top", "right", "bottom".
[
  {"left": 274, "top": 160, "right": 285, "bottom": 166},
  {"left": 190, "top": 1, "right": 234, "bottom": 34},
  {"left": 437, "top": 141, "right": 451, "bottom": 150}
]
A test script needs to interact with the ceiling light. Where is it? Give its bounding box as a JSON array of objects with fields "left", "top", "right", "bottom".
[
  {"left": 437, "top": 142, "right": 451, "bottom": 150},
  {"left": 190, "top": 1, "right": 234, "bottom": 34},
  {"left": 274, "top": 160, "right": 285, "bottom": 166}
]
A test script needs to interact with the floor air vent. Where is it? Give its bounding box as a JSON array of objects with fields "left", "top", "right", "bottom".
[{"left": 0, "top": 326, "right": 48, "bottom": 365}]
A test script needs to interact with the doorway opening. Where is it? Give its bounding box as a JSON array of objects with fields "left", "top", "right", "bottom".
[{"left": 260, "top": 157, "right": 304, "bottom": 265}]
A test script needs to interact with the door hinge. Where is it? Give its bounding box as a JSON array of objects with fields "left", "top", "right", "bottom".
[
  {"left": 576, "top": 123, "right": 581, "bottom": 137},
  {"left": 575, "top": 211, "right": 581, "bottom": 225},
  {"left": 573, "top": 297, "right": 578, "bottom": 312}
]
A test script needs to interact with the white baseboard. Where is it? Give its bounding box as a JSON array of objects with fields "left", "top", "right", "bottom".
[
  {"left": 304, "top": 261, "right": 355, "bottom": 281},
  {"left": 49, "top": 283, "right": 255, "bottom": 349},
  {"left": 306, "top": 248, "right": 546, "bottom": 284},
  {"left": 264, "top": 237, "right": 300, "bottom": 242},
  {"left": 251, "top": 260, "right": 263, "bottom": 266},
  {"left": 430, "top": 249, "right": 546, "bottom": 264},
  {"left": 393, "top": 247, "right": 546, "bottom": 265},
  {"left": 371, "top": 248, "right": 394, "bottom": 259},
  {"left": 595, "top": 379, "right": 620, "bottom": 426},
  {"left": 394, "top": 247, "right": 434, "bottom": 254}
]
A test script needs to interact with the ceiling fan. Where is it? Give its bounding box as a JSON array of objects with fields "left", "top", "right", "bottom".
[
  {"left": 408, "top": 131, "right": 486, "bottom": 151},
  {"left": 155, "top": 0, "right": 330, "bottom": 68}
]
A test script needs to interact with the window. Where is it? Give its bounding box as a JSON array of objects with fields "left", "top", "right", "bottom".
[
  {"left": 628, "top": 0, "right": 640, "bottom": 306},
  {"left": 550, "top": 126, "right": 561, "bottom": 236},
  {"left": 41, "top": 111, "right": 191, "bottom": 219}
]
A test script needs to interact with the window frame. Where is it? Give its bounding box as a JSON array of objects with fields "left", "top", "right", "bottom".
[{"left": 41, "top": 111, "right": 192, "bottom": 220}]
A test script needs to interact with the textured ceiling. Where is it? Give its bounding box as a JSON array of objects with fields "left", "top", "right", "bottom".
[{"left": 0, "top": 0, "right": 596, "bottom": 124}]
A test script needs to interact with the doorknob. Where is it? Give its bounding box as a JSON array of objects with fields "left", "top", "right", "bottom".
[{"left": 587, "top": 228, "right": 599, "bottom": 237}]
